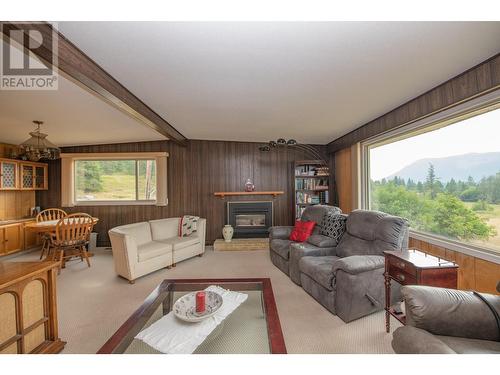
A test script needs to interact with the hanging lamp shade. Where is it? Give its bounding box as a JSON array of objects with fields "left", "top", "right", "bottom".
[{"left": 19, "top": 121, "right": 61, "bottom": 161}]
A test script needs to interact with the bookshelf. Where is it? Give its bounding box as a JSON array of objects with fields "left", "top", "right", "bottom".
[{"left": 294, "top": 160, "right": 330, "bottom": 220}]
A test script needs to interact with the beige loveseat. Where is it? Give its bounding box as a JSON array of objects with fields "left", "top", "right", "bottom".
[{"left": 108, "top": 218, "right": 206, "bottom": 283}]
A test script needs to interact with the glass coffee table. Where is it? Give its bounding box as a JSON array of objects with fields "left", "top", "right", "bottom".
[{"left": 97, "top": 278, "right": 286, "bottom": 354}]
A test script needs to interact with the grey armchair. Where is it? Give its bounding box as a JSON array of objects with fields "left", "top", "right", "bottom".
[
  {"left": 299, "top": 209, "right": 409, "bottom": 322},
  {"left": 269, "top": 205, "right": 342, "bottom": 282},
  {"left": 392, "top": 285, "right": 500, "bottom": 354}
]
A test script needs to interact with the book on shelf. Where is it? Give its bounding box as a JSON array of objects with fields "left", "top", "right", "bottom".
[
  {"left": 315, "top": 166, "right": 329, "bottom": 176},
  {"left": 295, "top": 165, "right": 329, "bottom": 177},
  {"left": 296, "top": 191, "right": 329, "bottom": 205},
  {"left": 295, "top": 164, "right": 315, "bottom": 176},
  {"left": 295, "top": 177, "right": 329, "bottom": 190},
  {"left": 296, "top": 205, "right": 306, "bottom": 219},
  {"left": 318, "top": 191, "right": 329, "bottom": 204},
  {"left": 294, "top": 162, "right": 330, "bottom": 219}
]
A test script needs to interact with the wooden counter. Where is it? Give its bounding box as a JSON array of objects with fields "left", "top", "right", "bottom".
[{"left": 0, "top": 261, "right": 65, "bottom": 354}]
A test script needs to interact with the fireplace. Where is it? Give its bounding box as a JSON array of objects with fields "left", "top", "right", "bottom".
[{"left": 227, "top": 201, "right": 273, "bottom": 238}]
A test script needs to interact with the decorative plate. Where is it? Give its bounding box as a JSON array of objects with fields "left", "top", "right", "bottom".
[{"left": 173, "top": 291, "right": 223, "bottom": 322}]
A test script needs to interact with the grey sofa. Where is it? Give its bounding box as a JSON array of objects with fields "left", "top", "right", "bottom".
[
  {"left": 269, "top": 205, "right": 343, "bottom": 283},
  {"left": 299, "top": 209, "right": 409, "bottom": 322},
  {"left": 392, "top": 285, "right": 500, "bottom": 354}
]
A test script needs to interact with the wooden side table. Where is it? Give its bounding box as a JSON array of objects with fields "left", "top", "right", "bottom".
[{"left": 383, "top": 249, "right": 458, "bottom": 333}]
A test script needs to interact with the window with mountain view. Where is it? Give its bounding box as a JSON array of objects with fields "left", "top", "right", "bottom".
[{"left": 367, "top": 106, "right": 500, "bottom": 255}]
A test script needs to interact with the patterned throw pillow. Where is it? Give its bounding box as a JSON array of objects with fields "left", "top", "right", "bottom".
[
  {"left": 179, "top": 215, "right": 200, "bottom": 237},
  {"left": 319, "top": 212, "right": 347, "bottom": 245}
]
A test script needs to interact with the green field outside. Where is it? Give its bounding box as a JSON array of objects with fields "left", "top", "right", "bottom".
[
  {"left": 76, "top": 174, "right": 135, "bottom": 200},
  {"left": 76, "top": 174, "right": 155, "bottom": 201},
  {"left": 371, "top": 175, "right": 500, "bottom": 255},
  {"left": 464, "top": 202, "right": 500, "bottom": 252}
]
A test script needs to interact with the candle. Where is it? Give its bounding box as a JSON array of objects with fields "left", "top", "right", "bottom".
[{"left": 195, "top": 291, "right": 206, "bottom": 313}]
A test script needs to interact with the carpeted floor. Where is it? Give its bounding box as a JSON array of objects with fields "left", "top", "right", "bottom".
[{"left": 13, "top": 247, "right": 401, "bottom": 354}]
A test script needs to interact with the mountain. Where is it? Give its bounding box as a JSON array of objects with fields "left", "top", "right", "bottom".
[{"left": 385, "top": 152, "right": 500, "bottom": 183}]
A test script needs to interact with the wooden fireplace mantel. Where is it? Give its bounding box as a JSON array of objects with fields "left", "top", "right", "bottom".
[{"left": 214, "top": 191, "right": 284, "bottom": 199}]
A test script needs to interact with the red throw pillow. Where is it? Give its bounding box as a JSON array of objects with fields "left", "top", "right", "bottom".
[{"left": 289, "top": 220, "right": 316, "bottom": 242}]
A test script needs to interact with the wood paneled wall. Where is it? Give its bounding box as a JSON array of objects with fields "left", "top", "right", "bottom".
[
  {"left": 0, "top": 143, "right": 20, "bottom": 159},
  {"left": 36, "top": 140, "right": 326, "bottom": 246},
  {"left": 0, "top": 191, "right": 35, "bottom": 220},
  {"left": 334, "top": 147, "right": 354, "bottom": 213},
  {"left": 327, "top": 53, "right": 500, "bottom": 153},
  {"left": 409, "top": 237, "right": 500, "bottom": 295}
]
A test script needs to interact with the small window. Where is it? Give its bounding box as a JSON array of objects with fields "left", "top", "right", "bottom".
[{"left": 75, "top": 159, "right": 157, "bottom": 203}]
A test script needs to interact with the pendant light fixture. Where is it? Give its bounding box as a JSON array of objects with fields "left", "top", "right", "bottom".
[{"left": 19, "top": 121, "right": 61, "bottom": 161}]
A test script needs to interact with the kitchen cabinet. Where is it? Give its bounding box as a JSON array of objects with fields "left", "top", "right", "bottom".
[
  {"left": 0, "top": 159, "right": 48, "bottom": 191},
  {"left": 0, "top": 223, "right": 23, "bottom": 256},
  {"left": 0, "top": 221, "right": 39, "bottom": 257},
  {"left": 0, "top": 160, "right": 19, "bottom": 189},
  {"left": 20, "top": 162, "right": 48, "bottom": 190},
  {"left": 23, "top": 221, "right": 39, "bottom": 249}
]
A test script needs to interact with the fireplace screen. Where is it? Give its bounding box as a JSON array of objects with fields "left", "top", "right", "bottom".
[
  {"left": 227, "top": 201, "right": 273, "bottom": 238},
  {"left": 235, "top": 214, "right": 266, "bottom": 227}
]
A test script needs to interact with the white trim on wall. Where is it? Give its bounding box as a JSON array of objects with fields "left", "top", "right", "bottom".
[{"left": 351, "top": 142, "right": 361, "bottom": 211}]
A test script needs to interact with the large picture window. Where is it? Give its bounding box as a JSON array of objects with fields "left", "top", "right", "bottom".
[
  {"left": 60, "top": 152, "right": 168, "bottom": 207},
  {"left": 75, "top": 159, "right": 157, "bottom": 202},
  {"left": 364, "top": 104, "right": 500, "bottom": 256}
]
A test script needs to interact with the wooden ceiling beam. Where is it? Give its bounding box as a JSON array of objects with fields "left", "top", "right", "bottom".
[{"left": 1, "top": 22, "right": 187, "bottom": 146}]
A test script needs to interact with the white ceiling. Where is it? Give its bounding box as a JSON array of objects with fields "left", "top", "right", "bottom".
[
  {"left": 0, "top": 39, "right": 167, "bottom": 147},
  {"left": 1, "top": 22, "right": 499, "bottom": 147},
  {"left": 55, "top": 21, "right": 500, "bottom": 144}
]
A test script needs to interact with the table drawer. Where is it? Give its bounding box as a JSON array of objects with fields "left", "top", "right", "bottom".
[
  {"left": 388, "top": 255, "right": 417, "bottom": 277},
  {"left": 389, "top": 265, "right": 417, "bottom": 285}
]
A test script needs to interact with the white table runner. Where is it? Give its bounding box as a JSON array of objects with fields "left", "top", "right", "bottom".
[{"left": 135, "top": 285, "right": 248, "bottom": 354}]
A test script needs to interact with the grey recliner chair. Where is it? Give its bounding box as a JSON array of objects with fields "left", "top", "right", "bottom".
[
  {"left": 298, "top": 209, "right": 409, "bottom": 322},
  {"left": 392, "top": 285, "right": 500, "bottom": 354},
  {"left": 269, "top": 205, "right": 342, "bottom": 281}
]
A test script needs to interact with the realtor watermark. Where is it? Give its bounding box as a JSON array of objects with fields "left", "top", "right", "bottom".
[{"left": 0, "top": 22, "right": 59, "bottom": 90}]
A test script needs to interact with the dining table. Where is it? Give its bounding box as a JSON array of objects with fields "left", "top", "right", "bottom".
[{"left": 25, "top": 217, "right": 99, "bottom": 232}]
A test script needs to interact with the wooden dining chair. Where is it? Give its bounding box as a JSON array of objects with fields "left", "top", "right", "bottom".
[
  {"left": 70, "top": 213, "right": 96, "bottom": 248},
  {"left": 51, "top": 213, "right": 95, "bottom": 272},
  {"left": 36, "top": 208, "right": 67, "bottom": 260}
]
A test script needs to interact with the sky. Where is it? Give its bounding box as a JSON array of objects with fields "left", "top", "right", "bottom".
[{"left": 370, "top": 107, "right": 500, "bottom": 181}]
